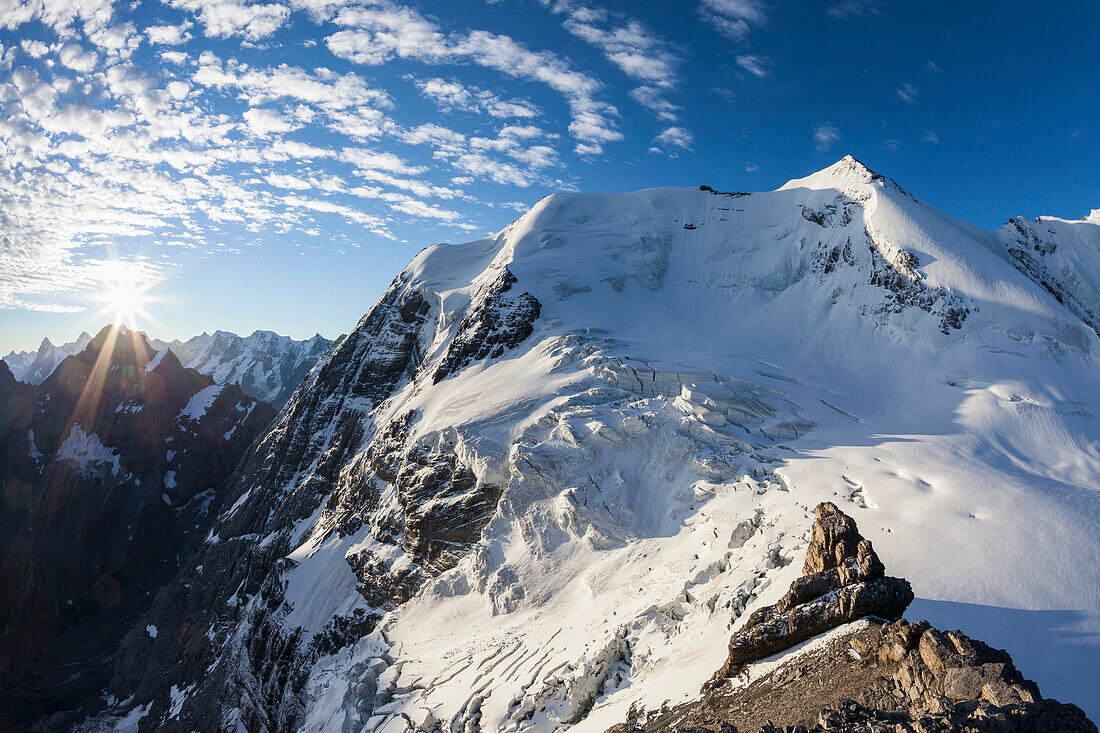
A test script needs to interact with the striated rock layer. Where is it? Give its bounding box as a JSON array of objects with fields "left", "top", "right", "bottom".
[{"left": 614, "top": 504, "right": 1095, "bottom": 733}]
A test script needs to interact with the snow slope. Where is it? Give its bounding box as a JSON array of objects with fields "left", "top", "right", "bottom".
[{"left": 107, "top": 158, "right": 1100, "bottom": 730}]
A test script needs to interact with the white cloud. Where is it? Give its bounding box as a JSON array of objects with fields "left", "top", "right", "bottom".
[
  {"left": 326, "top": 3, "right": 621, "bottom": 154},
  {"left": 282, "top": 194, "right": 389, "bottom": 228},
  {"left": 164, "top": 80, "right": 190, "bottom": 100},
  {"left": 814, "top": 123, "right": 841, "bottom": 151},
  {"left": 58, "top": 44, "right": 99, "bottom": 72},
  {"left": 416, "top": 77, "right": 472, "bottom": 109},
  {"left": 896, "top": 82, "right": 918, "bottom": 105},
  {"left": 654, "top": 126, "right": 693, "bottom": 151},
  {"left": 414, "top": 76, "right": 539, "bottom": 119},
  {"left": 539, "top": 1, "right": 682, "bottom": 124},
  {"left": 341, "top": 148, "right": 425, "bottom": 175},
  {"left": 630, "top": 86, "right": 678, "bottom": 122},
  {"left": 242, "top": 107, "right": 297, "bottom": 136},
  {"left": 87, "top": 23, "right": 143, "bottom": 59},
  {"left": 0, "top": 0, "right": 115, "bottom": 33},
  {"left": 266, "top": 172, "right": 312, "bottom": 189},
  {"left": 698, "top": 0, "right": 767, "bottom": 40},
  {"left": 147, "top": 21, "right": 194, "bottom": 45},
  {"left": 194, "top": 52, "right": 391, "bottom": 111},
  {"left": 556, "top": 5, "right": 677, "bottom": 88},
  {"left": 168, "top": 0, "right": 291, "bottom": 40},
  {"left": 21, "top": 40, "right": 50, "bottom": 58},
  {"left": 736, "top": 54, "right": 770, "bottom": 78},
  {"left": 922, "top": 129, "right": 939, "bottom": 144}
]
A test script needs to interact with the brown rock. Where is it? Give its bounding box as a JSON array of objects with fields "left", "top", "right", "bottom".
[
  {"left": 943, "top": 663, "right": 1007, "bottom": 701},
  {"left": 801, "top": 502, "right": 861, "bottom": 576},
  {"left": 918, "top": 628, "right": 959, "bottom": 678},
  {"left": 982, "top": 680, "right": 1024, "bottom": 707}
]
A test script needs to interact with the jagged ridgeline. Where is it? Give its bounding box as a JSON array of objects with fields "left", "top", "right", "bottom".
[
  {"left": 4, "top": 328, "right": 334, "bottom": 409},
  {"left": 39, "top": 158, "right": 1100, "bottom": 731}
]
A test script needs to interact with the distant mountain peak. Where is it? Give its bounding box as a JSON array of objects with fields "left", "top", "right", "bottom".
[
  {"left": 779, "top": 154, "right": 884, "bottom": 193},
  {"left": 7, "top": 328, "right": 333, "bottom": 404}
]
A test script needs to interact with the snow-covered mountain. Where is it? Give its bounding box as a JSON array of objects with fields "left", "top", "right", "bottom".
[
  {"left": 2, "top": 332, "right": 92, "bottom": 384},
  {"left": 5, "top": 329, "right": 332, "bottom": 408},
  {"left": 90, "top": 157, "right": 1100, "bottom": 731},
  {"left": 151, "top": 330, "right": 333, "bottom": 408},
  {"left": 0, "top": 326, "right": 276, "bottom": 729}
]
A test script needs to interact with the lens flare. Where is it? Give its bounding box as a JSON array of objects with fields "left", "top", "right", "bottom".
[{"left": 92, "top": 273, "right": 157, "bottom": 331}]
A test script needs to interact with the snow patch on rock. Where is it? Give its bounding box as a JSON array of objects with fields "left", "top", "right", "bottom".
[{"left": 56, "top": 425, "right": 121, "bottom": 477}]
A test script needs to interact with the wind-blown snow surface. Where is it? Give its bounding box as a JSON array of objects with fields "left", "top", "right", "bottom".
[{"left": 114, "top": 158, "right": 1100, "bottom": 730}]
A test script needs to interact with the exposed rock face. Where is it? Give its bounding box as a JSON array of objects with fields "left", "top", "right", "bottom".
[
  {"left": 717, "top": 502, "right": 912, "bottom": 678},
  {"left": 1001, "top": 216, "right": 1100, "bottom": 338},
  {"left": 103, "top": 279, "right": 437, "bottom": 732},
  {"left": 0, "top": 326, "right": 273, "bottom": 731},
  {"left": 614, "top": 504, "right": 1095, "bottom": 733},
  {"left": 434, "top": 266, "right": 541, "bottom": 382},
  {"left": 397, "top": 442, "right": 504, "bottom": 574}
]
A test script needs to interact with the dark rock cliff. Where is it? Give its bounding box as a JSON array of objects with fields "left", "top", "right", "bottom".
[{"left": 0, "top": 326, "right": 274, "bottom": 731}]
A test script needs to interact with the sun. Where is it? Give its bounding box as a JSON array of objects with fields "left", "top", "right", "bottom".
[{"left": 94, "top": 278, "right": 155, "bottom": 329}]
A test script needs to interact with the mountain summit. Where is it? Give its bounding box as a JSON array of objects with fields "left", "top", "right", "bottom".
[{"left": 54, "top": 160, "right": 1100, "bottom": 730}]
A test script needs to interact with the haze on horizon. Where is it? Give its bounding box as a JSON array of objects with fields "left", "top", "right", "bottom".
[{"left": 0, "top": 0, "right": 1096, "bottom": 353}]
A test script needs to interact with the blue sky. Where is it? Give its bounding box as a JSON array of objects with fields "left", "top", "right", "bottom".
[{"left": 1, "top": 0, "right": 1097, "bottom": 353}]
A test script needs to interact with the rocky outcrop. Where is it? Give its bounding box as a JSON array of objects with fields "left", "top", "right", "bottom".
[
  {"left": 865, "top": 231, "right": 969, "bottom": 335},
  {"left": 1001, "top": 216, "right": 1100, "bottom": 338},
  {"left": 615, "top": 503, "right": 1095, "bottom": 733},
  {"left": 102, "top": 270, "right": 514, "bottom": 731},
  {"left": 716, "top": 502, "right": 912, "bottom": 678},
  {"left": 434, "top": 266, "right": 541, "bottom": 382},
  {"left": 102, "top": 279, "right": 435, "bottom": 732},
  {"left": 397, "top": 442, "right": 504, "bottom": 575}
]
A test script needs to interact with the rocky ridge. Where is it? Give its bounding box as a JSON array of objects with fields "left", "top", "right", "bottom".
[
  {"left": 5, "top": 328, "right": 331, "bottom": 409},
  {"left": 2, "top": 332, "right": 92, "bottom": 385},
  {"left": 614, "top": 503, "right": 1095, "bottom": 733}
]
